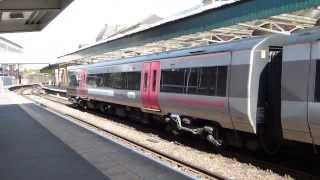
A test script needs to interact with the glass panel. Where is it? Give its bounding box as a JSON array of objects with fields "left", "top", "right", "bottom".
[
  {"left": 160, "top": 66, "right": 228, "bottom": 96},
  {"left": 127, "top": 72, "right": 141, "bottom": 90},
  {"left": 160, "top": 68, "right": 186, "bottom": 93},
  {"left": 96, "top": 74, "right": 104, "bottom": 87},
  {"left": 87, "top": 74, "right": 97, "bottom": 88},
  {"left": 198, "top": 67, "right": 217, "bottom": 96},
  {"left": 315, "top": 61, "right": 320, "bottom": 102},
  {"left": 86, "top": 65, "right": 228, "bottom": 96},
  {"left": 217, "top": 66, "right": 228, "bottom": 97},
  {"left": 152, "top": 70, "right": 157, "bottom": 91},
  {"left": 144, "top": 72, "right": 148, "bottom": 91},
  {"left": 69, "top": 73, "right": 79, "bottom": 87},
  {"left": 186, "top": 68, "right": 198, "bottom": 94}
]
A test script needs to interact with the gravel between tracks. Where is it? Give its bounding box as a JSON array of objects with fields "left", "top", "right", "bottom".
[{"left": 18, "top": 92, "right": 291, "bottom": 180}]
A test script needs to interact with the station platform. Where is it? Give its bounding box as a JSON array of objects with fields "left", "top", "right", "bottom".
[
  {"left": 0, "top": 93, "right": 193, "bottom": 180},
  {"left": 42, "top": 86, "right": 66, "bottom": 93}
]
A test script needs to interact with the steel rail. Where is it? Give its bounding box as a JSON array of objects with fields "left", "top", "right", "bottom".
[
  {"left": 17, "top": 86, "right": 229, "bottom": 180},
  {"left": 14, "top": 85, "right": 317, "bottom": 180}
]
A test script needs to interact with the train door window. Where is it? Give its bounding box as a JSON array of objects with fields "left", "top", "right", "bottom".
[
  {"left": 160, "top": 68, "right": 186, "bottom": 93},
  {"left": 127, "top": 72, "right": 141, "bottom": 90},
  {"left": 152, "top": 70, "right": 157, "bottom": 91},
  {"left": 144, "top": 72, "right": 148, "bottom": 91},
  {"left": 217, "top": 66, "right": 228, "bottom": 96},
  {"left": 315, "top": 61, "right": 320, "bottom": 102}
]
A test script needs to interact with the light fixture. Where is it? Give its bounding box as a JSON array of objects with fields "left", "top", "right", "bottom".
[{"left": 10, "top": 12, "right": 24, "bottom": 19}]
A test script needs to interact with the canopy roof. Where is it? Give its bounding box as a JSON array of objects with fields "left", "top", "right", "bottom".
[
  {"left": 0, "top": 0, "right": 73, "bottom": 33},
  {"left": 59, "top": 0, "right": 320, "bottom": 64}
]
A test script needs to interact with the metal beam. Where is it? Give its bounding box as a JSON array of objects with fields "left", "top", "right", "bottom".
[
  {"left": 0, "top": 63, "right": 50, "bottom": 65},
  {"left": 0, "top": 0, "right": 73, "bottom": 33},
  {"left": 271, "top": 13, "right": 317, "bottom": 25},
  {"left": 0, "top": 23, "right": 41, "bottom": 33},
  {"left": 0, "top": 0, "right": 62, "bottom": 11},
  {"left": 239, "top": 23, "right": 291, "bottom": 35},
  {"left": 60, "top": 0, "right": 320, "bottom": 61}
]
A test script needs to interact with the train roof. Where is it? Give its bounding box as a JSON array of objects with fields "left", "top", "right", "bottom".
[
  {"left": 68, "top": 27, "right": 320, "bottom": 71},
  {"left": 285, "top": 27, "right": 320, "bottom": 45},
  {"left": 68, "top": 35, "right": 266, "bottom": 70}
]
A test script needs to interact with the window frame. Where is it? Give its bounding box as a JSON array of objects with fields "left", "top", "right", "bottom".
[
  {"left": 87, "top": 71, "right": 141, "bottom": 91},
  {"left": 315, "top": 60, "right": 320, "bottom": 102},
  {"left": 160, "top": 65, "right": 228, "bottom": 97}
]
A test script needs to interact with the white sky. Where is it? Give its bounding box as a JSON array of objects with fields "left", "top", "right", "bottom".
[{"left": 1, "top": 0, "right": 202, "bottom": 65}]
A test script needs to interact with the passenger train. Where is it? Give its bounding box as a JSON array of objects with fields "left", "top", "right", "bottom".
[{"left": 67, "top": 28, "right": 320, "bottom": 154}]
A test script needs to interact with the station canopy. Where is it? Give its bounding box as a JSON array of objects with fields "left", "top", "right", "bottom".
[
  {"left": 60, "top": 0, "right": 320, "bottom": 64},
  {"left": 0, "top": 0, "right": 73, "bottom": 33}
]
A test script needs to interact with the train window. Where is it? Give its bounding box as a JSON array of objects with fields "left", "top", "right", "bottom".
[
  {"left": 217, "top": 66, "right": 228, "bottom": 96},
  {"left": 110, "top": 72, "right": 126, "bottom": 89},
  {"left": 127, "top": 72, "right": 141, "bottom": 90},
  {"left": 94, "top": 74, "right": 103, "bottom": 87},
  {"left": 160, "top": 68, "right": 186, "bottom": 93},
  {"left": 315, "top": 61, "right": 320, "bottom": 102},
  {"left": 161, "top": 66, "right": 228, "bottom": 96},
  {"left": 121, "top": 72, "right": 127, "bottom": 89},
  {"left": 91, "top": 72, "right": 139, "bottom": 90},
  {"left": 69, "top": 74, "right": 78, "bottom": 87},
  {"left": 102, "top": 73, "right": 110, "bottom": 87},
  {"left": 186, "top": 68, "right": 198, "bottom": 94},
  {"left": 198, "top": 67, "right": 217, "bottom": 96},
  {"left": 118, "top": 73, "right": 124, "bottom": 89},
  {"left": 87, "top": 74, "right": 97, "bottom": 88}
]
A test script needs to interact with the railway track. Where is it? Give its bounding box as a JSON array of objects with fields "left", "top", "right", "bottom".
[
  {"left": 16, "top": 86, "right": 228, "bottom": 180},
  {"left": 15, "top": 86, "right": 319, "bottom": 180}
]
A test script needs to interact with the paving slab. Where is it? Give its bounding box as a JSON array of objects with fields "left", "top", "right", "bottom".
[{"left": 0, "top": 93, "right": 194, "bottom": 180}]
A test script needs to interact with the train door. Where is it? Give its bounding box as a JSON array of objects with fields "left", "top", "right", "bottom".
[
  {"left": 257, "top": 46, "right": 283, "bottom": 154},
  {"left": 141, "top": 61, "right": 161, "bottom": 111},
  {"left": 282, "top": 43, "right": 314, "bottom": 145},
  {"left": 79, "top": 68, "right": 88, "bottom": 98}
]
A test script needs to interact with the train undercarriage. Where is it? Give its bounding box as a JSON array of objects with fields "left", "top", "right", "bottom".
[{"left": 68, "top": 96, "right": 286, "bottom": 154}]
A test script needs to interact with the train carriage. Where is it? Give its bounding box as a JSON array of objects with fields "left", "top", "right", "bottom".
[{"left": 67, "top": 28, "right": 320, "bottom": 154}]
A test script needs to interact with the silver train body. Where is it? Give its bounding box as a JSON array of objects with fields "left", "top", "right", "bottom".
[{"left": 67, "top": 28, "right": 320, "bottom": 152}]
